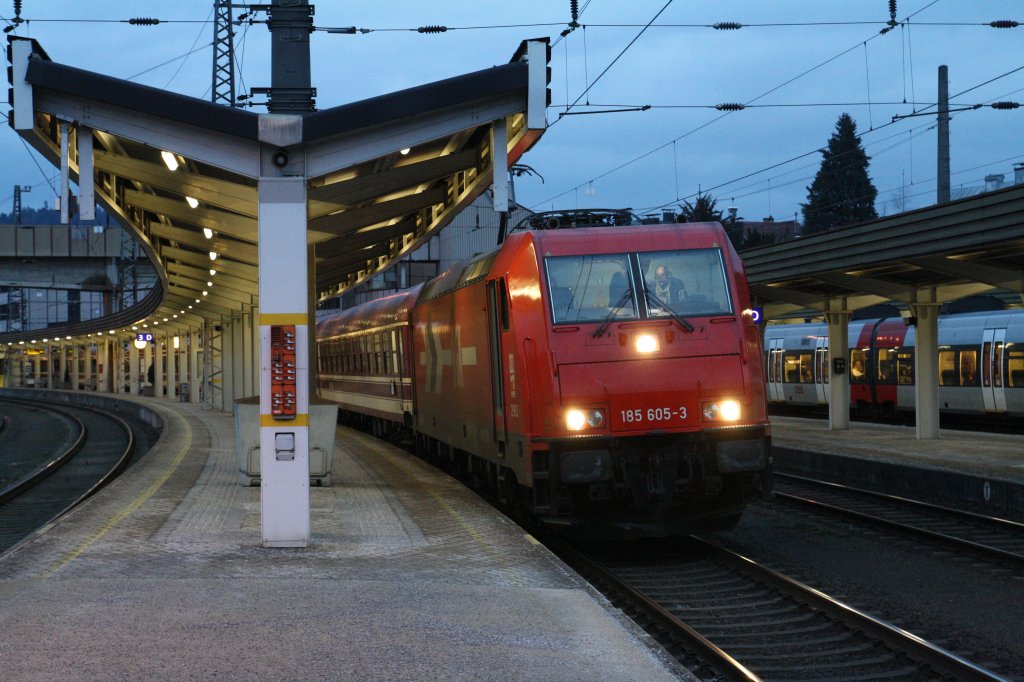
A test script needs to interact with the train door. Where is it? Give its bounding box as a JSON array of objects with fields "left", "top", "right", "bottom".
[
  {"left": 981, "top": 327, "right": 1007, "bottom": 412},
  {"left": 767, "top": 337, "right": 784, "bottom": 402},
  {"left": 486, "top": 279, "right": 509, "bottom": 450},
  {"left": 814, "top": 338, "right": 829, "bottom": 403}
]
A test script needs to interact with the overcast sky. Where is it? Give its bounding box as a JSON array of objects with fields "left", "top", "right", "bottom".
[{"left": 2, "top": 1, "right": 1021, "bottom": 225}]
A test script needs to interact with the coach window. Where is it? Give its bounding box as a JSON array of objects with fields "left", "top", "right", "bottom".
[
  {"left": 876, "top": 348, "right": 895, "bottom": 383},
  {"left": 938, "top": 349, "right": 957, "bottom": 385},
  {"left": 1007, "top": 349, "right": 1024, "bottom": 387},
  {"left": 993, "top": 341, "right": 1004, "bottom": 388},
  {"left": 897, "top": 350, "right": 913, "bottom": 384},
  {"left": 960, "top": 349, "right": 978, "bottom": 386},
  {"left": 498, "top": 278, "right": 511, "bottom": 331},
  {"left": 850, "top": 349, "right": 868, "bottom": 383},
  {"left": 783, "top": 353, "right": 803, "bottom": 383}
]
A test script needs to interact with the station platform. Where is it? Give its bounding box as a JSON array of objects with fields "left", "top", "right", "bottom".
[
  {"left": 770, "top": 415, "right": 1024, "bottom": 520},
  {"left": 0, "top": 396, "right": 687, "bottom": 681}
]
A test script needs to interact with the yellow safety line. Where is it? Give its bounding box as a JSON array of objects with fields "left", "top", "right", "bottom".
[
  {"left": 40, "top": 418, "right": 194, "bottom": 580},
  {"left": 260, "top": 414, "right": 309, "bottom": 427},
  {"left": 259, "top": 313, "right": 307, "bottom": 325}
]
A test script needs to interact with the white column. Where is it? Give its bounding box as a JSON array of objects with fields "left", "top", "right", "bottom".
[
  {"left": 190, "top": 331, "right": 201, "bottom": 404},
  {"left": 258, "top": 163, "right": 310, "bottom": 548},
  {"left": 129, "top": 342, "right": 140, "bottom": 394},
  {"left": 826, "top": 299, "right": 850, "bottom": 431},
  {"left": 166, "top": 334, "right": 178, "bottom": 400},
  {"left": 912, "top": 290, "right": 941, "bottom": 440},
  {"left": 71, "top": 344, "right": 80, "bottom": 390},
  {"left": 154, "top": 336, "right": 165, "bottom": 398},
  {"left": 33, "top": 354, "right": 41, "bottom": 388},
  {"left": 84, "top": 343, "right": 93, "bottom": 390},
  {"left": 143, "top": 340, "right": 154, "bottom": 393}
]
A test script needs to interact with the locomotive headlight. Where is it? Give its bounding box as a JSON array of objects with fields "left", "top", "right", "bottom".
[
  {"left": 703, "top": 399, "right": 742, "bottom": 422},
  {"left": 566, "top": 408, "right": 606, "bottom": 431},
  {"left": 635, "top": 333, "right": 660, "bottom": 354}
]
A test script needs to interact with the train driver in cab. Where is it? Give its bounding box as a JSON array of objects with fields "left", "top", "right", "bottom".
[
  {"left": 851, "top": 358, "right": 865, "bottom": 378},
  {"left": 653, "top": 265, "right": 686, "bottom": 305}
]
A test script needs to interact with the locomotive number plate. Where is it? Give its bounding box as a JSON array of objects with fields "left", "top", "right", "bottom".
[{"left": 617, "top": 405, "right": 688, "bottom": 426}]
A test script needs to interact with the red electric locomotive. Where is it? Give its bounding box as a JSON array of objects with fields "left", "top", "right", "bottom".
[{"left": 316, "top": 212, "right": 771, "bottom": 538}]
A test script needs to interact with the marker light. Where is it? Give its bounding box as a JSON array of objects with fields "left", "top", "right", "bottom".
[
  {"left": 702, "top": 399, "right": 742, "bottom": 422},
  {"left": 566, "top": 409, "right": 586, "bottom": 431},
  {"left": 634, "top": 333, "right": 660, "bottom": 354}
]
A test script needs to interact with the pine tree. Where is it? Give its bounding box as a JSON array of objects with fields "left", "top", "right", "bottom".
[
  {"left": 800, "top": 113, "right": 878, "bottom": 233},
  {"left": 677, "top": 192, "right": 723, "bottom": 223}
]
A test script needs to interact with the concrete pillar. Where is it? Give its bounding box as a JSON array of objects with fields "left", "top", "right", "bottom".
[
  {"left": 258, "top": 169, "right": 310, "bottom": 547},
  {"left": 826, "top": 298, "right": 850, "bottom": 431},
  {"left": 129, "top": 342, "right": 140, "bottom": 394},
  {"left": 33, "top": 354, "right": 41, "bottom": 388},
  {"left": 143, "top": 340, "right": 153, "bottom": 393},
  {"left": 190, "top": 330, "right": 202, "bottom": 404},
  {"left": 71, "top": 344, "right": 80, "bottom": 390},
  {"left": 166, "top": 334, "right": 177, "bottom": 400},
  {"left": 912, "top": 290, "right": 941, "bottom": 439},
  {"left": 84, "top": 343, "right": 93, "bottom": 390},
  {"left": 154, "top": 336, "right": 165, "bottom": 398}
]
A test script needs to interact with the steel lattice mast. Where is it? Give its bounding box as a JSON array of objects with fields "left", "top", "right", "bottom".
[{"left": 212, "top": 0, "right": 236, "bottom": 106}]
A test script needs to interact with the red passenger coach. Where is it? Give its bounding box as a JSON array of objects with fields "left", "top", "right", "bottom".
[{"left": 316, "top": 212, "right": 772, "bottom": 538}]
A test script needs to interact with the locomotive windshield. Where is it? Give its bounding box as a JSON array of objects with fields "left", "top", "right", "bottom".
[
  {"left": 545, "top": 248, "right": 732, "bottom": 325},
  {"left": 546, "top": 254, "right": 638, "bottom": 324}
]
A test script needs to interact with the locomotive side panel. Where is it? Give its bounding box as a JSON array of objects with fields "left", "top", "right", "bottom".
[{"left": 412, "top": 280, "right": 499, "bottom": 460}]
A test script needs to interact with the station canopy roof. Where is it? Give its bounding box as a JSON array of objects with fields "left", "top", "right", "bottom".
[
  {"left": 4, "top": 36, "right": 546, "bottom": 340},
  {"left": 742, "top": 182, "right": 1024, "bottom": 321}
]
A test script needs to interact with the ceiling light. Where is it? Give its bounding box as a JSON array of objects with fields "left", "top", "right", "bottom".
[
  {"left": 161, "top": 150, "right": 179, "bottom": 171},
  {"left": 202, "top": 291, "right": 208, "bottom": 296},
  {"left": 207, "top": 281, "right": 213, "bottom": 287},
  {"left": 400, "top": 147, "right": 410, "bottom": 155},
  {"left": 209, "top": 251, "right": 218, "bottom": 261},
  {"left": 185, "top": 196, "right": 199, "bottom": 209},
  {"left": 203, "top": 227, "right": 214, "bottom": 239},
  {"left": 209, "top": 269, "right": 216, "bottom": 276}
]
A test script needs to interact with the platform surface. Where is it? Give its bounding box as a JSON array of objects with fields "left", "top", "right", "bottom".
[
  {"left": 0, "top": 397, "right": 687, "bottom": 681},
  {"left": 770, "top": 414, "right": 1024, "bottom": 516}
]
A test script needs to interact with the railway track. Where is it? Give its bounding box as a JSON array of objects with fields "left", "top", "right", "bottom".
[
  {"left": 772, "top": 472, "right": 1024, "bottom": 567},
  {"left": 550, "top": 536, "right": 1007, "bottom": 681},
  {"left": 0, "top": 399, "right": 136, "bottom": 554}
]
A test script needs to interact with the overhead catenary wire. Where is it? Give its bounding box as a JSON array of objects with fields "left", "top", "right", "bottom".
[{"left": 531, "top": 0, "right": 1014, "bottom": 211}]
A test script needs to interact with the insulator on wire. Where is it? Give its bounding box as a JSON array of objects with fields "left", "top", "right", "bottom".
[
  {"left": 715, "top": 103, "right": 746, "bottom": 111},
  {"left": 889, "top": 0, "right": 897, "bottom": 19},
  {"left": 129, "top": 18, "right": 161, "bottom": 26},
  {"left": 713, "top": 22, "right": 742, "bottom": 30},
  {"left": 417, "top": 25, "right": 447, "bottom": 34},
  {"left": 991, "top": 101, "right": 1020, "bottom": 110},
  {"left": 570, "top": 0, "right": 579, "bottom": 22},
  {"left": 990, "top": 20, "right": 1019, "bottom": 28}
]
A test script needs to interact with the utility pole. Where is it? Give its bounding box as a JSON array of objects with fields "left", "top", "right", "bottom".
[
  {"left": 937, "top": 65, "right": 951, "bottom": 203},
  {"left": 12, "top": 184, "right": 30, "bottom": 225},
  {"left": 212, "top": 0, "right": 236, "bottom": 106},
  {"left": 261, "top": 0, "right": 316, "bottom": 113}
]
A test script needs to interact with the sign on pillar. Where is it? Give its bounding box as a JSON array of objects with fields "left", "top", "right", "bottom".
[{"left": 258, "top": 172, "right": 310, "bottom": 548}]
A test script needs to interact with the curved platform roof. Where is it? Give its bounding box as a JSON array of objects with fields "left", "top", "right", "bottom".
[{"left": 3, "top": 35, "right": 547, "bottom": 342}]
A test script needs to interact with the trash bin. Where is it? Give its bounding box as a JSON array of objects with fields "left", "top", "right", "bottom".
[{"left": 179, "top": 383, "right": 189, "bottom": 402}]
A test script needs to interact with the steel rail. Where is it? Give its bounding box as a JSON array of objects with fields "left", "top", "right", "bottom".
[{"left": 773, "top": 472, "right": 1024, "bottom": 566}]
